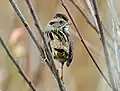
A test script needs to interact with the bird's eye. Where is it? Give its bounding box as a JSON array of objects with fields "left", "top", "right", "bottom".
[
  {"left": 50, "top": 22, "right": 56, "bottom": 25},
  {"left": 59, "top": 21, "right": 64, "bottom": 24}
]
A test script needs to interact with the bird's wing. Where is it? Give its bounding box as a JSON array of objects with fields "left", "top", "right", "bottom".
[{"left": 66, "top": 36, "right": 73, "bottom": 67}]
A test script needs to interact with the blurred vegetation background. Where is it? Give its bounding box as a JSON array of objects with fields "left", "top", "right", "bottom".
[{"left": 0, "top": 0, "right": 120, "bottom": 91}]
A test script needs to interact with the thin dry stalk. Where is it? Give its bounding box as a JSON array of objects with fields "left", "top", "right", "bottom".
[
  {"left": 0, "top": 37, "right": 36, "bottom": 91},
  {"left": 107, "top": 0, "right": 120, "bottom": 73},
  {"left": 9, "top": 0, "right": 66, "bottom": 91},
  {"left": 25, "top": 0, "right": 66, "bottom": 91},
  {"left": 91, "top": 0, "right": 117, "bottom": 90},
  {"left": 60, "top": 0, "right": 111, "bottom": 88},
  {"left": 69, "top": 0, "right": 99, "bottom": 34},
  {"left": 69, "top": 0, "right": 114, "bottom": 53}
]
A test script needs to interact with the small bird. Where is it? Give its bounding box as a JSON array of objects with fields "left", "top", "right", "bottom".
[{"left": 45, "top": 13, "right": 73, "bottom": 82}]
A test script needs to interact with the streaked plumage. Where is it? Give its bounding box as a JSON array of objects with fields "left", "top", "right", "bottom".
[{"left": 45, "top": 13, "right": 73, "bottom": 81}]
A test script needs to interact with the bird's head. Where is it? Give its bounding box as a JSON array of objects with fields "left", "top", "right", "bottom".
[{"left": 49, "top": 13, "right": 72, "bottom": 31}]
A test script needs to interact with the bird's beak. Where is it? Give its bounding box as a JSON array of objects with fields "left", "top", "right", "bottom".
[{"left": 60, "top": 21, "right": 72, "bottom": 29}]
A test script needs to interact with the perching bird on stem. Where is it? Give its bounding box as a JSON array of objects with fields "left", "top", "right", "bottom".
[{"left": 45, "top": 13, "right": 73, "bottom": 82}]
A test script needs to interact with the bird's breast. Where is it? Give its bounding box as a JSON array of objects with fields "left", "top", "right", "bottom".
[{"left": 49, "top": 31, "right": 69, "bottom": 62}]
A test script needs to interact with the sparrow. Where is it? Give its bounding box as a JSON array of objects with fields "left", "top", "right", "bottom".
[{"left": 45, "top": 13, "right": 73, "bottom": 82}]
